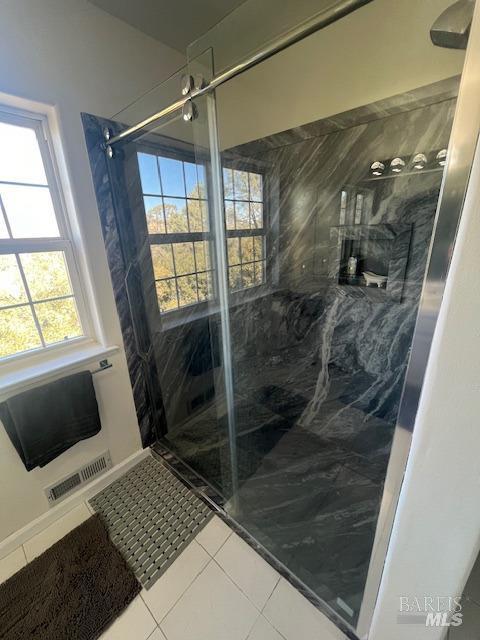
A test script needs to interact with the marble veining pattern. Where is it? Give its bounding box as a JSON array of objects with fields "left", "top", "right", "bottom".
[{"left": 82, "top": 114, "right": 166, "bottom": 446}]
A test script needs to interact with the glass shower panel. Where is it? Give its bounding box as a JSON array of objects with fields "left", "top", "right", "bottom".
[
  {"left": 165, "top": 49, "right": 241, "bottom": 500},
  {"left": 188, "top": 0, "right": 467, "bottom": 632},
  {"left": 109, "top": 66, "right": 235, "bottom": 498}
]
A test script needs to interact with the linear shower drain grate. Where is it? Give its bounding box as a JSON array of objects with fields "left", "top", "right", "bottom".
[{"left": 89, "top": 456, "right": 213, "bottom": 589}]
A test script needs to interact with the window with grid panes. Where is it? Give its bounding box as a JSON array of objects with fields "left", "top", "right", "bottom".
[
  {"left": 138, "top": 152, "right": 212, "bottom": 313},
  {"left": 0, "top": 111, "right": 86, "bottom": 360},
  {"left": 222, "top": 167, "right": 265, "bottom": 292},
  {"left": 138, "top": 151, "right": 266, "bottom": 314}
]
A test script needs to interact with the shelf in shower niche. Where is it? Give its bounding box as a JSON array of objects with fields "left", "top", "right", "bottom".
[
  {"left": 335, "top": 282, "right": 389, "bottom": 302},
  {"left": 329, "top": 223, "right": 412, "bottom": 303}
]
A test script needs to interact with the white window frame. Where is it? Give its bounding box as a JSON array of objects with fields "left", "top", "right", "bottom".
[{"left": 0, "top": 107, "right": 93, "bottom": 366}]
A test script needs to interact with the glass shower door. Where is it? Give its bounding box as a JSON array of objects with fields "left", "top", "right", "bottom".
[
  {"left": 186, "top": 0, "right": 469, "bottom": 634},
  {"left": 106, "top": 65, "right": 237, "bottom": 499}
]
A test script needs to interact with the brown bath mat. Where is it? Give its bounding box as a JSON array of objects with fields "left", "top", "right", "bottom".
[{"left": 0, "top": 514, "right": 141, "bottom": 640}]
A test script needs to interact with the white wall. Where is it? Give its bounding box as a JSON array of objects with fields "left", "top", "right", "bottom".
[
  {"left": 0, "top": 0, "right": 185, "bottom": 541},
  {"left": 213, "top": 0, "right": 464, "bottom": 149}
]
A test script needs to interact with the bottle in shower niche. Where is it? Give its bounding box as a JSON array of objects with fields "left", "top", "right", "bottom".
[{"left": 347, "top": 255, "right": 358, "bottom": 280}]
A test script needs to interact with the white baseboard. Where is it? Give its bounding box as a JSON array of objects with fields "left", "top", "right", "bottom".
[{"left": 0, "top": 447, "right": 151, "bottom": 560}]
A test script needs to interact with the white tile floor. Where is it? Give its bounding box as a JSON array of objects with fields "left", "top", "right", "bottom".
[{"left": 0, "top": 500, "right": 347, "bottom": 640}]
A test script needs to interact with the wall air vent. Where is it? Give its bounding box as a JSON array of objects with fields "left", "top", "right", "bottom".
[{"left": 45, "top": 451, "right": 112, "bottom": 506}]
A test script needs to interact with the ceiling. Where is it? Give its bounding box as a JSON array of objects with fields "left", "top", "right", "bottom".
[{"left": 89, "top": 0, "right": 246, "bottom": 52}]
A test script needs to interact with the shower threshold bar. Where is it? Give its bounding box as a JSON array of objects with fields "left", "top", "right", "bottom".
[{"left": 105, "top": 0, "right": 373, "bottom": 147}]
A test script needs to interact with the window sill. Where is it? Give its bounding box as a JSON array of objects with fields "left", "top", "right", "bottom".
[
  {"left": 0, "top": 340, "right": 120, "bottom": 400},
  {"left": 160, "top": 285, "right": 275, "bottom": 331}
]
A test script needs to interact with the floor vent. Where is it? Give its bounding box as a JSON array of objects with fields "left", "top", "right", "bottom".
[
  {"left": 45, "top": 451, "right": 112, "bottom": 506},
  {"left": 81, "top": 455, "right": 108, "bottom": 481}
]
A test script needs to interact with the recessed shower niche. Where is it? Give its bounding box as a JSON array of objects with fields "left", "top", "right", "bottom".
[{"left": 330, "top": 222, "right": 412, "bottom": 302}]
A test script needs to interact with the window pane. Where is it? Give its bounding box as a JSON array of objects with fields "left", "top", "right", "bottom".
[
  {"left": 184, "top": 162, "right": 200, "bottom": 199},
  {"left": 164, "top": 197, "right": 188, "bottom": 233},
  {"left": 240, "top": 237, "right": 255, "bottom": 263},
  {"left": 187, "top": 199, "right": 205, "bottom": 232},
  {"left": 227, "top": 238, "right": 240, "bottom": 266},
  {"left": 225, "top": 201, "right": 235, "bottom": 230},
  {"left": 151, "top": 244, "right": 174, "bottom": 279},
  {"left": 197, "top": 272, "right": 212, "bottom": 301},
  {"left": 254, "top": 261, "right": 265, "bottom": 285},
  {"left": 0, "top": 305, "right": 42, "bottom": 357},
  {"left": 229, "top": 265, "right": 242, "bottom": 291},
  {"left": 143, "top": 196, "right": 166, "bottom": 234},
  {"left": 159, "top": 157, "right": 185, "bottom": 197},
  {"left": 199, "top": 200, "right": 209, "bottom": 231},
  {"left": 173, "top": 243, "right": 195, "bottom": 275},
  {"left": 156, "top": 278, "right": 178, "bottom": 312},
  {"left": 250, "top": 202, "right": 263, "bottom": 229},
  {"left": 34, "top": 297, "right": 82, "bottom": 345},
  {"left": 242, "top": 263, "right": 255, "bottom": 288},
  {"left": 223, "top": 168, "right": 233, "bottom": 199},
  {"left": 177, "top": 275, "right": 198, "bottom": 307},
  {"left": 20, "top": 252, "right": 72, "bottom": 301},
  {"left": 137, "top": 153, "right": 161, "bottom": 194},
  {"left": 253, "top": 236, "right": 264, "bottom": 261},
  {"left": 249, "top": 172, "right": 263, "bottom": 202},
  {"left": 0, "top": 122, "right": 47, "bottom": 185},
  {"left": 197, "top": 165, "right": 207, "bottom": 199},
  {"left": 194, "top": 242, "right": 210, "bottom": 272},
  {"left": 233, "top": 170, "right": 250, "bottom": 200},
  {"left": 1, "top": 184, "right": 59, "bottom": 238},
  {"left": 235, "top": 202, "right": 250, "bottom": 229},
  {"left": 0, "top": 255, "right": 27, "bottom": 306}
]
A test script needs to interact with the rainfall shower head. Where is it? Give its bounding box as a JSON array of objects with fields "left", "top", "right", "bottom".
[{"left": 430, "top": 0, "right": 474, "bottom": 49}]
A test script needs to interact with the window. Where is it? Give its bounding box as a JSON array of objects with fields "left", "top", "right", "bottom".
[
  {"left": 138, "top": 152, "right": 212, "bottom": 313},
  {"left": 0, "top": 111, "right": 86, "bottom": 361},
  {"left": 138, "top": 151, "right": 266, "bottom": 314},
  {"left": 223, "top": 168, "right": 265, "bottom": 292}
]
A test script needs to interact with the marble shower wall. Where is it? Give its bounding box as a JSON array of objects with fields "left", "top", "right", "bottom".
[
  {"left": 226, "top": 89, "right": 457, "bottom": 432},
  {"left": 83, "top": 114, "right": 221, "bottom": 444},
  {"left": 82, "top": 114, "right": 167, "bottom": 447}
]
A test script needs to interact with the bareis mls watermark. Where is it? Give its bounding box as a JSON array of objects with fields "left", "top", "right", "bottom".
[{"left": 397, "top": 596, "right": 463, "bottom": 627}]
